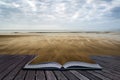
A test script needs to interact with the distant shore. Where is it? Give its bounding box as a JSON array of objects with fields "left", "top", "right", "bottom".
[{"left": 0, "top": 31, "right": 119, "bottom": 35}]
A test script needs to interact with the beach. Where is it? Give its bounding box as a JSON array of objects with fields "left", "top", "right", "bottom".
[{"left": 0, "top": 32, "right": 120, "bottom": 64}]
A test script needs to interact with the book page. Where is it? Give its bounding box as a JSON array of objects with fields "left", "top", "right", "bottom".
[
  {"left": 63, "top": 61, "right": 102, "bottom": 69},
  {"left": 24, "top": 62, "right": 62, "bottom": 69}
]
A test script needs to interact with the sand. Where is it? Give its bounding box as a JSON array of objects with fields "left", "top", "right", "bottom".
[{"left": 0, "top": 32, "right": 120, "bottom": 64}]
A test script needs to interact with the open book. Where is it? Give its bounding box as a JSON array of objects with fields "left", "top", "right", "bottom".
[{"left": 24, "top": 55, "right": 102, "bottom": 70}]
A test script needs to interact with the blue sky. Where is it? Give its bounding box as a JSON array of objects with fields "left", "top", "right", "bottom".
[{"left": 0, "top": 0, "right": 120, "bottom": 31}]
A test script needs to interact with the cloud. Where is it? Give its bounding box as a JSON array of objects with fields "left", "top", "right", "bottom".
[
  {"left": 0, "top": 0, "right": 120, "bottom": 20},
  {"left": 24, "top": 0, "right": 37, "bottom": 11},
  {"left": 110, "top": 7, "right": 120, "bottom": 18},
  {"left": 12, "top": 2, "right": 20, "bottom": 8},
  {"left": 0, "top": 0, "right": 120, "bottom": 31}
]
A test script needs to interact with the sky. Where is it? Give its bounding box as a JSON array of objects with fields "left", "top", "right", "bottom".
[{"left": 0, "top": 0, "right": 120, "bottom": 31}]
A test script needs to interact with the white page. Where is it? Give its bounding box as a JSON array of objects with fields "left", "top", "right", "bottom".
[
  {"left": 24, "top": 62, "right": 62, "bottom": 69},
  {"left": 63, "top": 61, "right": 102, "bottom": 69}
]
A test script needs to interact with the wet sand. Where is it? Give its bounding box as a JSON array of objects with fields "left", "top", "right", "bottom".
[{"left": 0, "top": 32, "right": 120, "bottom": 64}]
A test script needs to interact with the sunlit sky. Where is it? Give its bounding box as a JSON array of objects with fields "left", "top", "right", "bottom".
[{"left": 0, "top": 0, "right": 120, "bottom": 31}]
